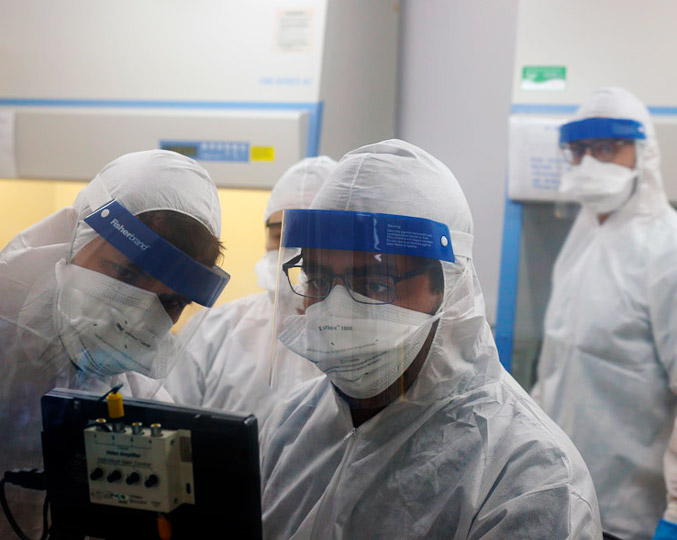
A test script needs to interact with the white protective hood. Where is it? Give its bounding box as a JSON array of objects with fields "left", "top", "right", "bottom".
[
  {"left": 1, "top": 150, "right": 221, "bottom": 381},
  {"left": 264, "top": 155, "right": 337, "bottom": 223},
  {"left": 535, "top": 87, "right": 677, "bottom": 540},
  {"left": 261, "top": 140, "right": 601, "bottom": 539},
  {"left": 571, "top": 86, "right": 667, "bottom": 217},
  {"left": 1, "top": 149, "right": 220, "bottom": 323},
  {"left": 164, "top": 156, "right": 337, "bottom": 428},
  {"left": 307, "top": 139, "right": 483, "bottom": 401},
  {"left": 0, "top": 150, "right": 222, "bottom": 540}
]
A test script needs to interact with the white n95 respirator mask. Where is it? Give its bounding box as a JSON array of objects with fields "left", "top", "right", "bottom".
[
  {"left": 54, "top": 261, "right": 178, "bottom": 379},
  {"left": 559, "top": 155, "right": 637, "bottom": 214},
  {"left": 278, "top": 285, "right": 441, "bottom": 399},
  {"left": 254, "top": 250, "right": 280, "bottom": 293}
]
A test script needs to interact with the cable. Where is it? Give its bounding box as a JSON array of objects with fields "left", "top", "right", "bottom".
[
  {"left": 157, "top": 513, "right": 172, "bottom": 540},
  {"left": 2, "top": 470, "right": 45, "bottom": 492},
  {"left": 98, "top": 383, "right": 124, "bottom": 402},
  {"left": 0, "top": 470, "right": 49, "bottom": 540}
]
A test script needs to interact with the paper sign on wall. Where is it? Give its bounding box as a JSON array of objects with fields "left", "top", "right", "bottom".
[
  {"left": 0, "top": 111, "right": 17, "bottom": 177},
  {"left": 275, "top": 10, "right": 314, "bottom": 53},
  {"left": 508, "top": 116, "right": 571, "bottom": 201}
]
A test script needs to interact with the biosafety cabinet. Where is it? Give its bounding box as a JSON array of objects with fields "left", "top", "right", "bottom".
[
  {"left": 0, "top": 0, "right": 399, "bottom": 187},
  {"left": 496, "top": 0, "right": 677, "bottom": 390}
]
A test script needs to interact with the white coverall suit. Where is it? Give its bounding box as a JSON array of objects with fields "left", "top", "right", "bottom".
[
  {"left": 164, "top": 156, "right": 336, "bottom": 427},
  {"left": 261, "top": 139, "right": 602, "bottom": 539},
  {"left": 533, "top": 87, "right": 677, "bottom": 540},
  {"left": 0, "top": 150, "right": 222, "bottom": 540}
]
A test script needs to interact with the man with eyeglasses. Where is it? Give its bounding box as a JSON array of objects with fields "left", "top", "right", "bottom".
[
  {"left": 260, "top": 139, "right": 602, "bottom": 539},
  {"left": 532, "top": 87, "right": 677, "bottom": 540}
]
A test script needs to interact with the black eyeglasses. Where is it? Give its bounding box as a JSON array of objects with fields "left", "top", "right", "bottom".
[
  {"left": 560, "top": 139, "right": 634, "bottom": 165},
  {"left": 282, "top": 254, "right": 438, "bottom": 305}
]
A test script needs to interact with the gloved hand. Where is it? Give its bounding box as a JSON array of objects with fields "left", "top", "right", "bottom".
[{"left": 653, "top": 519, "right": 677, "bottom": 540}]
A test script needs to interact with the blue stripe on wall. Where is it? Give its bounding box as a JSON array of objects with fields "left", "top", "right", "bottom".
[
  {"left": 647, "top": 106, "right": 677, "bottom": 115},
  {"left": 495, "top": 194, "right": 524, "bottom": 373},
  {"left": 512, "top": 103, "right": 677, "bottom": 116},
  {"left": 511, "top": 104, "right": 577, "bottom": 115},
  {"left": 306, "top": 102, "right": 323, "bottom": 157}
]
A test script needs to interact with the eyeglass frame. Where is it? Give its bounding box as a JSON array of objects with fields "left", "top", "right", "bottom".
[
  {"left": 281, "top": 253, "right": 439, "bottom": 305},
  {"left": 560, "top": 138, "right": 635, "bottom": 165}
]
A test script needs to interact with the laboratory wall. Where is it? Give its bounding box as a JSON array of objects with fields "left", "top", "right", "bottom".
[
  {"left": 0, "top": 1, "right": 398, "bottom": 186},
  {"left": 397, "top": 0, "right": 520, "bottom": 325},
  {"left": 1, "top": 0, "right": 521, "bottom": 316},
  {"left": 0, "top": 0, "right": 398, "bottom": 307}
]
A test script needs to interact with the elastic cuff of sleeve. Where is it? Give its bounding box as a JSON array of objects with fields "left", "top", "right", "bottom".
[
  {"left": 654, "top": 519, "right": 677, "bottom": 540},
  {"left": 664, "top": 501, "right": 677, "bottom": 525}
]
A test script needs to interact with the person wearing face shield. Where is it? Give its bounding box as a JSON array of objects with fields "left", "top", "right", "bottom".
[
  {"left": 260, "top": 139, "right": 602, "bottom": 539},
  {"left": 531, "top": 87, "right": 677, "bottom": 540},
  {"left": 164, "top": 156, "right": 336, "bottom": 426},
  {"left": 0, "top": 150, "right": 228, "bottom": 540}
]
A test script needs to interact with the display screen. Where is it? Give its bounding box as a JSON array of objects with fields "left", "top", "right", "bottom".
[
  {"left": 160, "top": 143, "right": 199, "bottom": 158},
  {"left": 158, "top": 140, "right": 250, "bottom": 163}
]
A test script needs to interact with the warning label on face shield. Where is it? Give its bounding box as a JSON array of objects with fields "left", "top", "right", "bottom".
[{"left": 385, "top": 224, "right": 434, "bottom": 250}]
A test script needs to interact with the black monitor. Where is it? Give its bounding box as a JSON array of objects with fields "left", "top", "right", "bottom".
[{"left": 40, "top": 388, "right": 262, "bottom": 540}]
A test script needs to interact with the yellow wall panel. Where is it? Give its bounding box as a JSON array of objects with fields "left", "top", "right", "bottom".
[
  {"left": 0, "top": 179, "right": 57, "bottom": 249},
  {"left": 53, "top": 181, "right": 87, "bottom": 212},
  {"left": 216, "top": 188, "right": 270, "bottom": 305}
]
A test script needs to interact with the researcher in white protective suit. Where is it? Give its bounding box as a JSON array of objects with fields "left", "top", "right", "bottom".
[
  {"left": 531, "top": 87, "right": 677, "bottom": 540},
  {"left": 164, "top": 156, "right": 336, "bottom": 425},
  {"left": 0, "top": 150, "right": 229, "bottom": 540},
  {"left": 260, "top": 139, "right": 602, "bottom": 539}
]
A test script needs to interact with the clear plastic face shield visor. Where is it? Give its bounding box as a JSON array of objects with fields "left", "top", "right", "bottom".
[
  {"left": 272, "top": 209, "right": 453, "bottom": 410},
  {"left": 556, "top": 117, "right": 646, "bottom": 212},
  {"left": 57, "top": 197, "right": 229, "bottom": 397}
]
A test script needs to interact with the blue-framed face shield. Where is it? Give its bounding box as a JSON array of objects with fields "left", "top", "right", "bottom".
[
  {"left": 54, "top": 195, "right": 229, "bottom": 395},
  {"left": 559, "top": 117, "right": 646, "bottom": 165},
  {"left": 271, "top": 209, "right": 452, "bottom": 407},
  {"left": 80, "top": 200, "right": 229, "bottom": 309}
]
